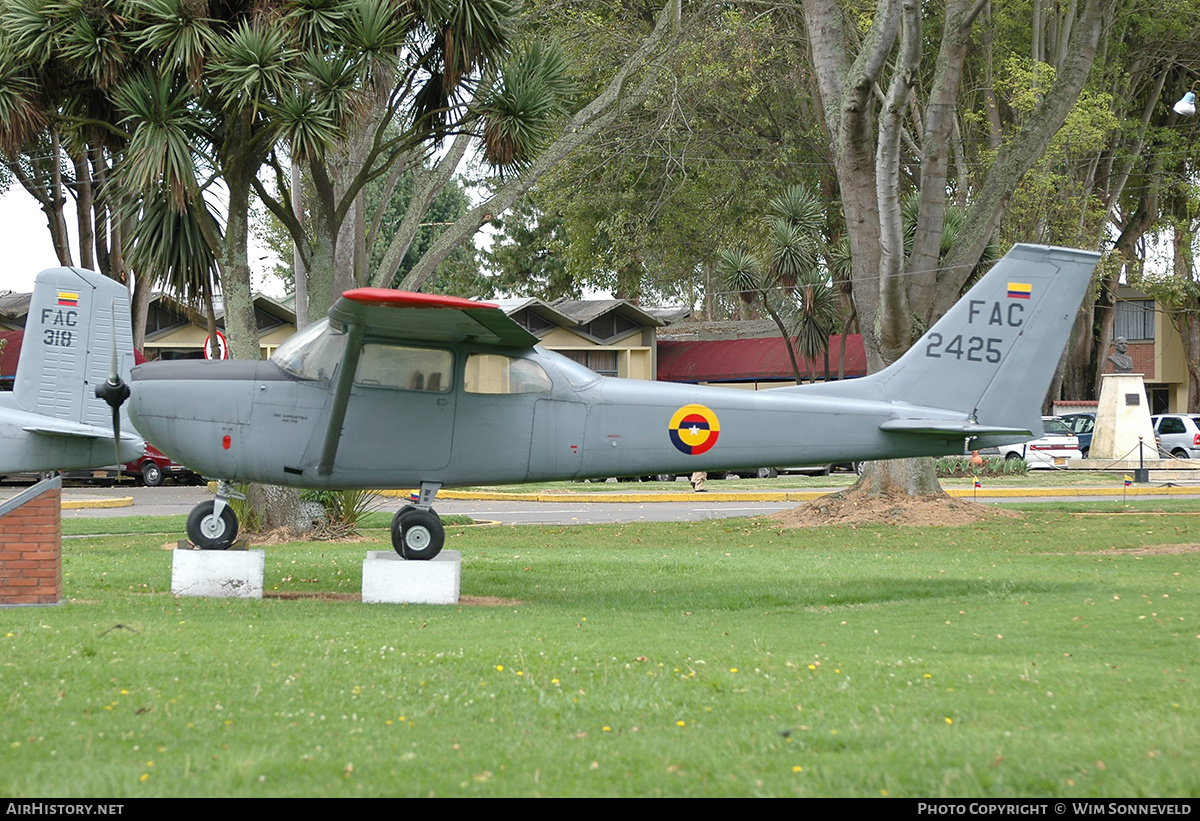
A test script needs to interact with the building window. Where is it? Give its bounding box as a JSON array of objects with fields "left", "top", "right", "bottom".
[
  {"left": 1114, "top": 299, "right": 1155, "bottom": 341},
  {"left": 583, "top": 314, "right": 637, "bottom": 342},
  {"left": 512, "top": 310, "right": 553, "bottom": 334},
  {"left": 561, "top": 350, "right": 618, "bottom": 377}
]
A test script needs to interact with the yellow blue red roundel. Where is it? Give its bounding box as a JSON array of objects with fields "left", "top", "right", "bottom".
[{"left": 669, "top": 404, "right": 721, "bottom": 455}]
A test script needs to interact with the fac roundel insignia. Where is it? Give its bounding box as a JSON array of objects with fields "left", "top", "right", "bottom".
[{"left": 669, "top": 404, "right": 721, "bottom": 455}]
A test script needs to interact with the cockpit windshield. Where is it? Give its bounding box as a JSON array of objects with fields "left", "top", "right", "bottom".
[{"left": 271, "top": 319, "right": 347, "bottom": 382}]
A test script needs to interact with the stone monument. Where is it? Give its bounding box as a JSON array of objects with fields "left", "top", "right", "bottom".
[{"left": 1089, "top": 338, "right": 1155, "bottom": 463}]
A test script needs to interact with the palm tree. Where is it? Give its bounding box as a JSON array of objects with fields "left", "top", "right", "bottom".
[
  {"left": 125, "top": 194, "right": 223, "bottom": 359},
  {"left": 792, "top": 270, "right": 841, "bottom": 384},
  {"left": 716, "top": 184, "right": 840, "bottom": 384}
]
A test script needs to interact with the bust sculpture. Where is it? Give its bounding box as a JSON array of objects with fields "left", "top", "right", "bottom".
[{"left": 1108, "top": 336, "right": 1133, "bottom": 373}]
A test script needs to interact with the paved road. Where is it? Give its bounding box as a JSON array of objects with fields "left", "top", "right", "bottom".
[
  {"left": 32, "top": 483, "right": 1200, "bottom": 527},
  {"left": 48, "top": 485, "right": 798, "bottom": 524}
]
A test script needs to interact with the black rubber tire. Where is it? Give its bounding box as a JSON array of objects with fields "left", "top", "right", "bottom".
[
  {"left": 756, "top": 467, "right": 779, "bottom": 479},
  {"left": 390, "top": 507, "right": 445, "bottom": 560},
  {"left": 1005, "top": 452, "right": 1023, "bottom": 461},
  {"left": 186, "top": 500, "right": 238, "bottom": 549},
  {"left": 141, "top": 461, "right": 163, "bottom": 487}
]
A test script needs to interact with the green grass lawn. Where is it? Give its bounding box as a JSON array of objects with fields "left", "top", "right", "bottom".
[{"left": 5, "top": 504, "right": 1199, "bottom": 797}]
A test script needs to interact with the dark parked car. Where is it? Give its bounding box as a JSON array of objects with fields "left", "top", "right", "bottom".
[{"left": 1060, "top": 412, "right": 1096, "bottom": 458}]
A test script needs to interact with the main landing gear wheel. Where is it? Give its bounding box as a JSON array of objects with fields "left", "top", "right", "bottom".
[
  {"left": 390, "top": 505, "right": 445, "bottom": 561},
  {"left": 186, "top": 500, "right": 239, "bottom": 549}
]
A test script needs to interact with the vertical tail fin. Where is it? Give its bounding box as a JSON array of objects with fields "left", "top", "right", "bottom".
[
  {"left": 13, "top": 268, "right": 135, "bottom": 431},
  {"left": 808, "top": 244, "right": 1100, "bottom": 438}
]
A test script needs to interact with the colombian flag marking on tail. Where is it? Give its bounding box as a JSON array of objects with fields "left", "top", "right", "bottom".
[
  {"left": 1007, "top": 282, "right": 1032, "bottom": 300},
  {"left": 669, "top": 404, "right": 721, "bottom": 456},
  {"left": 57, "top": 291, "right": 79, "bottom": 307}
]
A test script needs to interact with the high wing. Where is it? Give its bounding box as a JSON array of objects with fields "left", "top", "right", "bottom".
[
  {"left": 328, "top": 289, "right": 539, "bottom": 348},
  {"left": 317, "top": 290, "right": 537, "bottom": 475}
]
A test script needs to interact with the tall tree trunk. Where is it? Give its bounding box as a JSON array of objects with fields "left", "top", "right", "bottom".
[
  {"left": 48, "top": 129, "right": 72, "bottom": 265},
  {"left": 802, "top": 0, "right": 1111, "bottom": 499},
  {"left": 71, "top": 151, "right": 94, "bottom": 271},
  {"left": 130, "top": 273, "right": 153, "bottom": 353},
  {"left": 220, "top": 167, "right": 261, "bottom": 361},
  {"left": 292, "top": 158, "right": 308, "bottom": 330}
]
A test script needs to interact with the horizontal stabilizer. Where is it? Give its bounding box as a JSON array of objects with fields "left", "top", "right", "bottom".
[
  {"left": 22, "top": 418, "right": 140, "bottom": 441},
  {"left": 878, "top": 419, "right": 1033, "bottom": 438}
]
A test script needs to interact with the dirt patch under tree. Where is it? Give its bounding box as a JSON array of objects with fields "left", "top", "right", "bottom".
[{"left": 769, "top": 488, "right": 1022, "bottom": 528}]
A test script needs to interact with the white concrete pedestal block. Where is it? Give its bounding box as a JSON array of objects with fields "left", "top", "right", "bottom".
[
  {"left": 1091, "top": 373, "right": 1157, "bottom": 461},
  {"left": 362, "top": 550, "right": 461, "bottom": 604},
  {"left": 172, "top": 547, "right": 265, "bottom": 599}
]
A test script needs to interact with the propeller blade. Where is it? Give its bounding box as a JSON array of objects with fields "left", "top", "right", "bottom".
[{"left": 93, "top": 301, "right": 131, "bottom": 475}]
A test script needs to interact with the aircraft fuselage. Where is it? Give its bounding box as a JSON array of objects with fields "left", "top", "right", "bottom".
[{"left": 128, "top": 344, "right": 968, "bottom": 489}]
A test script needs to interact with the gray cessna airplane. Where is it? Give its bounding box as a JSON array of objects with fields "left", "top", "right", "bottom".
[
  {"left": 0, "top": 268, "right": 142, "bottom": 474},
  {"left": 120, "top": 243, "right": 1100, "bottom": 560}
]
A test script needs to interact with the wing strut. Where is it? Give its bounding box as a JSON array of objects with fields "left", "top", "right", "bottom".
[{"left": 318, "top": 322, "right": 366, "bottom": 476}]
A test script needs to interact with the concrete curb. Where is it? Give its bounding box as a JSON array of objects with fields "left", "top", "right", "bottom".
[
  {"left": 380, "top": 485, "right": 1200, "bottom": 503},
  {"left": 62, "top": 496, "right": 134, "bottom": 510}
]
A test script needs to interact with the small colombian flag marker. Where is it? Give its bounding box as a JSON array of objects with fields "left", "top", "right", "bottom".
[
  {"left": 1124, "top": 475, "right": 1133, "bottom": 487},
  {"left": 1007, "top": 282, "right": 1032, "bottom": 300}
]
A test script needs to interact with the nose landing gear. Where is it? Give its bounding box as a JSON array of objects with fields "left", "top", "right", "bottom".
[
  {"left": 390, "top": 481, "right": 445, "bottom": 560},
  {"left": 185, "top": 480, "right": 243, "bottom": 549}
]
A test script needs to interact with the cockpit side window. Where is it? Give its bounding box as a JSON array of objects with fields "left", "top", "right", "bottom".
[
  {"left": 355, "top": 344, "right": 453, "bottom": 392},
  {"left": 271, "top": 319, "right": 346, "bottom": 382},
  {"left": 464, "top": 353, "right": 553, "bottom": 394}
]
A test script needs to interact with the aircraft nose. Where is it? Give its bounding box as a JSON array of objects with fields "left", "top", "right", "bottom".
[{"left": 128, "top": 361, "right": 258, "bottom": 477}]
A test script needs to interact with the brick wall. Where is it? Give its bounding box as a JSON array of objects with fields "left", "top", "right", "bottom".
[{"left": 0, "top": 478, "right": 62, "bottom": 606}]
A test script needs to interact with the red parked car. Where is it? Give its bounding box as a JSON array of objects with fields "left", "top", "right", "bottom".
[{"left": 123, "top": 444, "right": 199, "bottom": 486}]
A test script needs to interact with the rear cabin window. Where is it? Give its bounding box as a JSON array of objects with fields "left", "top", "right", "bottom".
[
  {"left": 464, "top": 354, "right": 552, "bottom": 395},
  {"left": 355, "top": 344, "right": 452, "bottom": 392}
]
